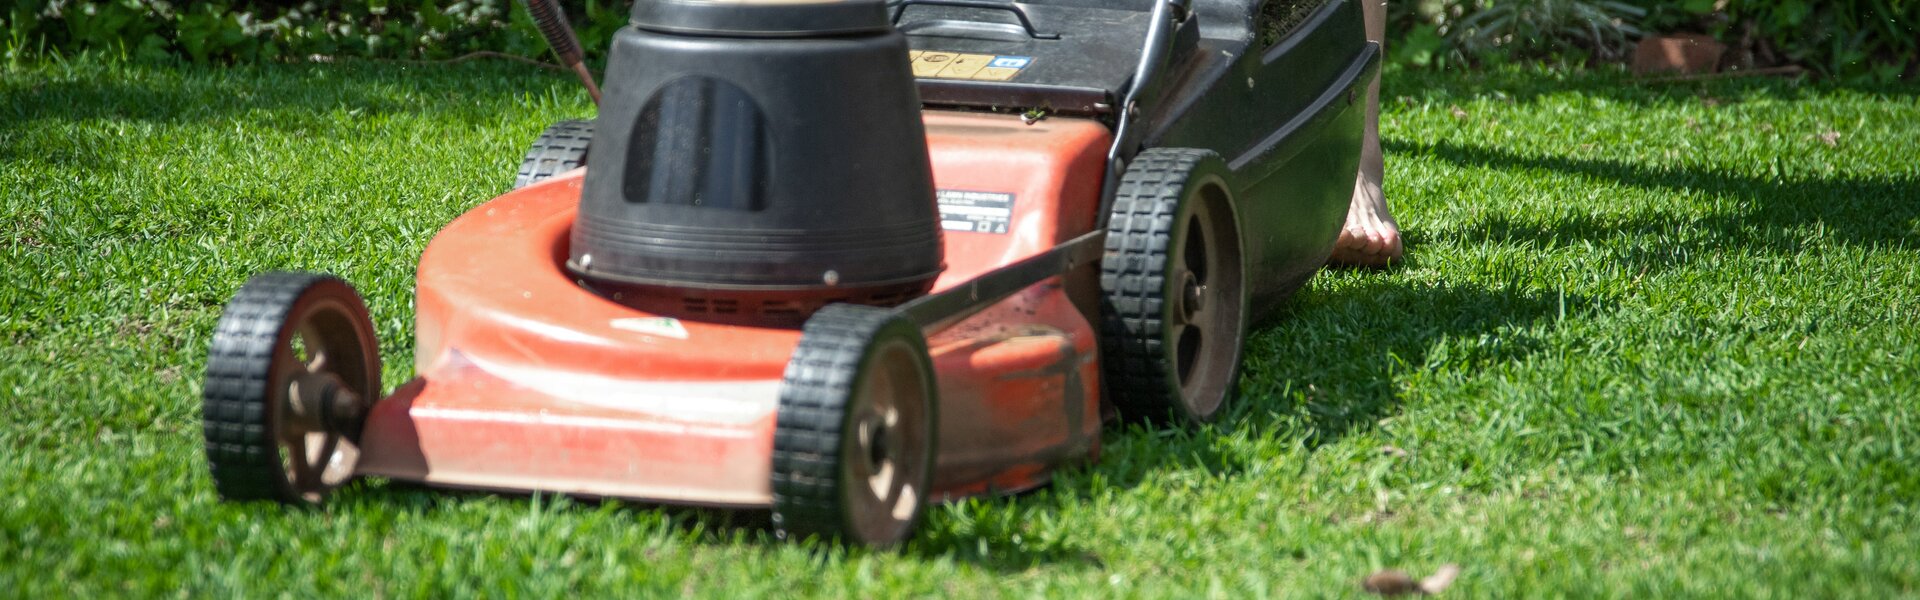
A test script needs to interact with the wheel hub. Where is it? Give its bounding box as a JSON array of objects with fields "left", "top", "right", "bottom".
[
  {"left": 1181, "top": 271, "right": 1206, "bottom": 321},
  {"left": 275, "top": 322, "right": 369, "bottom": 502},
  {"left": 857, "top": 404, "right": 903, "bottom": 506},
  {"left": 289, "top": 373, "right": 362, "bottom": 430},
  {"left": 859, "top": 412, "right": 893, "bottom": 476}
]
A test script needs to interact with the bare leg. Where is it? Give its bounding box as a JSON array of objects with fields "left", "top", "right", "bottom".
[{"left": 1329, "top": 0, "right": 1403, "bottom": 268}]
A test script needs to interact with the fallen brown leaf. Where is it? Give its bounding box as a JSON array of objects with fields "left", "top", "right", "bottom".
[
  {"left": 1819, "top": 130, "right": 1841, "bottom": 146},
  {"left": 1362, "top": 564, "right": 1462, "bottom": 596},
  {"left": 1362, "top": 570, "right": 1421, "bottom": 596}
]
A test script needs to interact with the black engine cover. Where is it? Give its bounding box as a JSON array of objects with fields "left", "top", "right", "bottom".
[{"left": 571, "top": 0, "right": 944, "bottom": 300}]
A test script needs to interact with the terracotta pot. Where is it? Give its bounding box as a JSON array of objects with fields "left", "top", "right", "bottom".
[{"left": 1633, "top": 34, "right": 1727, "bottom": 76}]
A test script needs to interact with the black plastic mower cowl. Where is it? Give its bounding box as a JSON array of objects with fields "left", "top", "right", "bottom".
[
  {"left": 574, "top": 0, "right": 944, "bottom": 305},
  {"left": 632, "top": 0, "right": 893, "bottom": 38}
]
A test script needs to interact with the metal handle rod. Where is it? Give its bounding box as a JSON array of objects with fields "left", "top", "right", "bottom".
[
  {"left": 1097, "top": 0, "right": 1185, "bottom": 227},
  {"left": 897, "top": 230, "right": 1107, "bottom": 333},
  {"left": 524, "top": 0, "right": 602, "bottom": 104}
]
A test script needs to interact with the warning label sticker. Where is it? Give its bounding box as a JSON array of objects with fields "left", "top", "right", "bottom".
[
  {"left": 937, "top": 190, "right": 1015, "bottom": 234},
  {"left": 610, "top": 317, "right": 689, "bottom": 340},
  {"left": 911, "top": 52, "right": 1033, "bottom": 82}
]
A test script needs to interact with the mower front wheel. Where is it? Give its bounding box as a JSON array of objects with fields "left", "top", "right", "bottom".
[
  {"left": 202, "top": 272, "right": 381, "bottom": 505},
  {"left": 771, "top": 304, "right": 937, "bottom": 548},
  {"left": 513, "top": 119, "right": 592, "bottom": 189}
]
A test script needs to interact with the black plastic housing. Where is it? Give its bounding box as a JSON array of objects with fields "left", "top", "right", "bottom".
[
  {"left": 572, "top": 1, "right": 943, "bottom": 306},
  {"left": 898, "top": 0, "right": 1377, "bottom": 318}
]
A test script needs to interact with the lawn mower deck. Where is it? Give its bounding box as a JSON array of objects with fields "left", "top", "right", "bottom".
[
  {"left": 355, "top": 112, "right": 1111, "bottom": 506},
  {"left": 201, "top": 0, "right": 1379, "bottom": 546}
]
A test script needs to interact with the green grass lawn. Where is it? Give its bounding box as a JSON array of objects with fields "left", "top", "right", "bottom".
[{"left": 4, "top": 59, "right": 1918, "bottom": 597}]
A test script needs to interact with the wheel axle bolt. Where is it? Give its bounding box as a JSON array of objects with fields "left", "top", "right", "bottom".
[
  {"left": 325, "top": 386, "right": 363, "bottom": 423},
  {"left": 1182, "top": 273, "right": 1204, "bottom": 318}
]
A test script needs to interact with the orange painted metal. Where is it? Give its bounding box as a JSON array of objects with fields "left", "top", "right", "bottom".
[
  {"left": 920, "top": 111, "right": 1111, "bottom": 498},
  {"left": 924, "top": 285, "right": 1102, "bottom": 499},
  {"left": 356, "top": 110, "right": 1113, "bottom": 506},
  {"left": 356, "top": 174, "right": 795, "bottom": 506},
  {"left": 922, "top": 111, "right": 1110, "bottom": 284}
]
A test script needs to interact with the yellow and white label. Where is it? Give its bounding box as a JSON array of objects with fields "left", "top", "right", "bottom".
[
  {"left": 911, "top": 52, "right": 1033, "bottom": 82},
  {"left": 912, "top": 51, "right": 960, "bottom": 77}
]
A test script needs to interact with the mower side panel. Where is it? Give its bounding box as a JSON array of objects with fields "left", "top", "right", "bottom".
[
  {"left": 925, "top": 283, "right": 1101, "bottom": 499},
  {"left": 358, "top": 360, "right": 780, "bottom": 507},
  {"left": 922, "top": 110, "right": 1110, "bottom": 285},
  {"left": 920, "top": 111, "right": 1110, "bottom": 499},
  {"left": 1147, "top": 0, "right": 1379, "bottom": 317}
]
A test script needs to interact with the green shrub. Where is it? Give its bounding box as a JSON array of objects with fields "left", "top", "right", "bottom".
[
  {"left": 1725, "top": 1, "right": 1917, "bottom": 82},
  {"left": 1, "top": 0, "right": 630, "bottom": 66},
  {"left": 1386, "top": 0, "right": 1651, "bottom": 68},
  {"left": 1449, "top": 0, "right": 1645, "bottom": 62},
  {"left": 1619, "top": 0, "right": 1918, "bottom": 82},
  {"left": 3, "top": 0, "right": 1914, "bottom": 81},
  {"left": 1402, "top": 0, "right": 1917, "bottom": 81}
]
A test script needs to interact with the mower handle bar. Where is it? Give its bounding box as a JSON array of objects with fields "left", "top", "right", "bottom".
[
  {"left": 898, "top": 230, "right": 1106, "bottom": 333},
  {"left": 889, "top": 0, "right": 1061, "bottom": 40},
  {"left": 1097, "top": 0, "right": 1187, "bottom": 227}
]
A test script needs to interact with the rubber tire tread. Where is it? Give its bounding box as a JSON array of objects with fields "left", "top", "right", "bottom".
[
  {"left": 771, "top": 304, "right": 934, "bottom": 546},
  {"left": 201, "top": 272, "right": 365, "bottom": 504},
  {"left": 513, "top": 119, "right": 592, "bottom": 189},
  {"left": 1100, "top": 147, "right": 1227, "bottom": 424}
]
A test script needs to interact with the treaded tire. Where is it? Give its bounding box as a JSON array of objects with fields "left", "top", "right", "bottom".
[
  {"left": 771, "top": 304, "right": 937, "bottom": 547},
  {"left": 1100, "top": 148, "right": 1248, "bottom": 424},
  {"left": 513, "top": 119, "right": 592, "bottom": 189},
  {"left": 202, "top": 272, "right": 380, "bottom": 505}
]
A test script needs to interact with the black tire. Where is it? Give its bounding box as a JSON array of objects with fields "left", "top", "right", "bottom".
[
  {"left": 513, "top": 119, "right": 592, "bottom": 189},
  {"left": 203, "top": 272, "right": 381, "bottom": 505},
  {"left": 1100, "top": 148, "right": 1249, "bottom": 424},
  {"left": 771, "top": 304, "right": 937, "bottom": 547}
]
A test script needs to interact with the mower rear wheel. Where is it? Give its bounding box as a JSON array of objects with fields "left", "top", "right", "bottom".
[
  {"left": 513, "top": 119, "right": 592, "bottom": 189},
  {"left": 771, "top": 304, "right": 937, "bottom": 548},
  {"left": 202, "top": 272, "right": 381, "bottom": 505},
  {"left": 1101, "top": 148, "right": 1248, "bottom": 425}
]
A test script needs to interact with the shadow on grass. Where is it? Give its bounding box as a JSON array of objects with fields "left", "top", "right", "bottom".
[
  {"left": 889, "top": 278, "right": 1573, "bottom": 569},
  {"left": 350, "top": 480, "right": 776, "bottom": 536},
  {"left": 2, "top": 61, "right": 585, "bottom": 176},
  {"left": 1390, "top": 138, "right": 1920, "bottom": 262},
  {"left": 1242, "top": 277, "right": 1570, "bottom": 437},
  {"left": 345, "top": 479, "right": 1109, "bottom": 571},
  {"left": 3, "top": 61, "right": 572, "bottom": 125}
]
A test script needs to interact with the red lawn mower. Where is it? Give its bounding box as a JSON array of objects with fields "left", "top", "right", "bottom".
[{"left": 201, "top": 0, "right": 1378, "bottom": 546}]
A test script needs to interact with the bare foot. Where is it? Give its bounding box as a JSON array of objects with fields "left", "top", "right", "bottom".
[{"left": 1329, "top": 171, "right": 1403, "bottom": 268}]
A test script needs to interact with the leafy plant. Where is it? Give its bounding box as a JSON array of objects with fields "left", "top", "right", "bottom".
[
  {"left": 4, "top": 0, "right": 1914, "bottom": 82},
  {"left": 56, "top": 0, "right": 172, "bottom": 62},
  {"left": 1448, "top": 0, "right": 1647, "bottom": 63},
  {"left": 1724, "top": 0, "right": 1919, "bottom": 82},
  {"left": 1390, "top": 23, "right": 1449, "bottom": 68},
  {"left": 2, "top": 0, "right": 634, "bottom": 66},
  {"left": 174, "top": 3, "right": 253, "bottom": 63}
]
